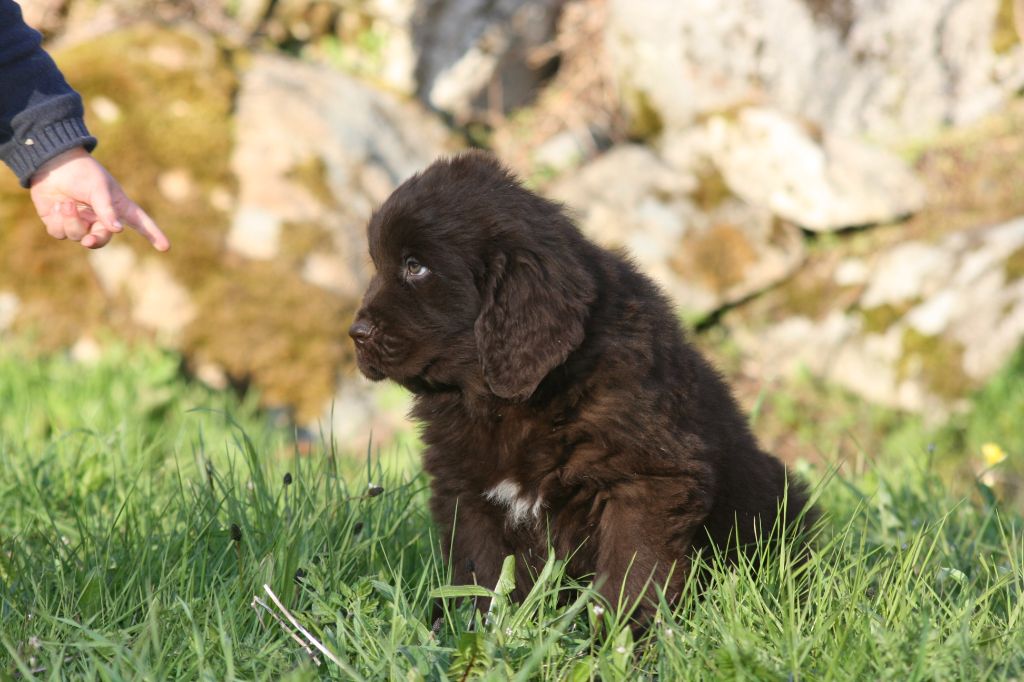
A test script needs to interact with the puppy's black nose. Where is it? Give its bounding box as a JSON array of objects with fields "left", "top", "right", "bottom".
[{"left": 348, "top": 320, "right": 374, "bottom": 344}]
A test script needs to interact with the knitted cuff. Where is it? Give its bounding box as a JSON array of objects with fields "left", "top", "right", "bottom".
[{"left": 5, "top": 117, "right": 97, "bottom": 188}]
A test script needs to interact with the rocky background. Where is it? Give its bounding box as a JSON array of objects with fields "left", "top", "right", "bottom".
[{"left": 2, "top": 0, "right": 1023, "bottom": 459}]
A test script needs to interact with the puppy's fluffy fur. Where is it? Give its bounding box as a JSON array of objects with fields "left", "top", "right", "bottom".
[{"left": 351, "top": 152, "right": 813, "bottom": 619}]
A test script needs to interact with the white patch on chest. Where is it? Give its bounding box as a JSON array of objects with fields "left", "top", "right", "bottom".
[{"left": 484, "top": 479, "right": 543, "bottom": 527}]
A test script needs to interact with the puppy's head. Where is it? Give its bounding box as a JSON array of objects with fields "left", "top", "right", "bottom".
[{"left": 350, "top": 151, "right": 597, "bottom": 400}]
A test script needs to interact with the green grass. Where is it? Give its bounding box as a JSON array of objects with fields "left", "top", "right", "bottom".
[{"left": 1, "top": 344, "right": 1022, "bottom": 679}]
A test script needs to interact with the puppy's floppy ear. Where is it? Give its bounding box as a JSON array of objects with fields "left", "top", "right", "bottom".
[{"left": 475, "top": 249, "right": 596, "bottom": 401}]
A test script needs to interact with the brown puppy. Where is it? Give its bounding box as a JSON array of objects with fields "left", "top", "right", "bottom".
[{"left": 350, "top": 151, "right": 813, "bottom": 621}]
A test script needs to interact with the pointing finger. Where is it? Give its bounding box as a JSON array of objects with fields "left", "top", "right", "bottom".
[{"left": 121, "top": 201, "right": 170, "bottom": 251}]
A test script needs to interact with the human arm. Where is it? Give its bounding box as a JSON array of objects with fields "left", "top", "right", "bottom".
[
  {"left": 0, "top": 0, "right": 169, "bottom": 251},
  {"left": 0, "top": 0, "right": 96, "bottom": 187}
]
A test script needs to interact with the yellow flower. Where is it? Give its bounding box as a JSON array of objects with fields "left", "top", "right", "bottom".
[{"left": 981, "top": 442, "right": 1007, "bottom": 468}]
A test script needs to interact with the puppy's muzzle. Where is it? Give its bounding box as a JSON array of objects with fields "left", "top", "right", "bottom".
[{"left": 348, "top": 319, "right": 376, "bottom": 346}]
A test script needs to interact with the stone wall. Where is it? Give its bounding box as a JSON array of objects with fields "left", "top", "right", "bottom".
[{"left": 4, "top": 0, "right": 1024, "bottom": 444}]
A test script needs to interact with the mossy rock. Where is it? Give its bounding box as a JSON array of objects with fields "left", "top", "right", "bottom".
[
  {"left": 899, "top": 328, "right": 972, "bottom": 401},
  {"left": 286, "top": 156, "right": 337, "bottom": 211},
  {"left": 861, "top": 300, "right": 918, "bottom": 335},
  {"left": 757, "top": 264, "right": 860, "bottom": 322},
  {"left": 0, "top": 193, "right": 106, "bottom": 350},
  {"left": 992, "top": 0, "right": 1021, "bottom": 55},
  {"left": 623, "top": 88, "right": 664, "bottom": 140},
  {"left": 674, "top": 222, "right": 757, "bottom": 295},
  {"left": 185, "top": 260, "right": 353, "bottom": 421},
  {"left": 1006, "top": 244, "right": 1024, "bottom": 282},
  {"left": 900, "top": 99, "right": 1024, "bottom": 242},
  {"left": 1, "top": 26, "right": 359, "bottom": 421},
  {"left": 278, "top": 221, "right": 337, "bottom": 267},
  {"left": 691, "top": 163, "right": 733, "bottom": 213}
]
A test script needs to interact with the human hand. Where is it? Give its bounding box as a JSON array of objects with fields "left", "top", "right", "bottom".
[{"left": 29, "top": 147, "right": 171, "bottom": 251}]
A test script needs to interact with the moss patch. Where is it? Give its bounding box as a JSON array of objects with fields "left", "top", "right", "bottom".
[
  {"left": 1005, "top": 244, "right": 1024, "bottom": 282},
  {"left": 0, "top": 26, "right": 240, "bottom": 347},
  {"left": 993, "top": 0, "right": 1020, "bottom": 55},
  {"left": 624, "top": 89, "right": 664, "bottom": 140},
  {"left": 897, "top": 99, "right": 1024, "bottom": 243},
  {"left": 6, "top": 26, "right": 232, "bottom": 329},
  {"left": 185, "top": 260, "right": 353, "bottom": 421},
  {"left": 762, "top": 267, "right": 860, "bottom": 321},
  {"left": 899, "top": 328, "right": 972, "bottom": 400},
  {"left": 0, "top": 186, "right": 106, "bottom": 349},
  {"left": 691, "top": 164, "right": 733, "bottom": 212},
  {"left": 860, "top": 300, "right": 918, "bottom": 335},
  {"left": 674, "top": 222, "right": 757, "bottom": 294},
  {"left": 279, "top": 221, "right": 336, "bottom": 267},
  {"left": 287, "top": 156, "right": 337, "bottom": 209}
]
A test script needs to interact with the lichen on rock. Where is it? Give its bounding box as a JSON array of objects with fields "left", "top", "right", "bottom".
[
  {"left": 729, "top": 216, "right": 1024, "bottom": 416},
  {"left": 1005, "top": 245, "right": 1024, "bottom": 282},
  {"left": 550, "top": 144, "right": 805, "bottom": 318},
  {"left": 861, "top": 301, "right": 918, "bottom": 336},
  {"left": 992, "top": 0, "right": 1022, "bottom": 54},
  {"left": 898, "top": 328, "right": 970, "bottom": 401},
  {"left": 673, "top": 221, "right": 758, "bottom": 295}
]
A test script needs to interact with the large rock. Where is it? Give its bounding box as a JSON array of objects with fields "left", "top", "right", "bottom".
[
  {"left": 607, "top": 0, "right": 1024, "bottom": 141},
  {"left": 550, "top": 144, "right": 805, "bottom": 317},
  {"left": 698, "top": 107, "right": 925, "bottom": 231},
  {"left": 228, "top": 53, "right": 451, "bottom": 298},
  {"left": 730, "top": 217, "right": 1024, "bottom": 416},
  {"left": 294, "top": 0, "right": 561, "bottom": 121},
  {"left": 414, "top": 0, "right": 561, "bottom": 120}
]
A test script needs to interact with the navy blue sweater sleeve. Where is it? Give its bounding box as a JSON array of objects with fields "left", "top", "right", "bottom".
[{"left": 0, "top": 0, "right": 96, "bottom": 187}]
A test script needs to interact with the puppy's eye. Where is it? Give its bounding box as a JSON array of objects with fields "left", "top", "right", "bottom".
[{"left": 405, "top": 257, "right": 429, "bottom": 279}]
